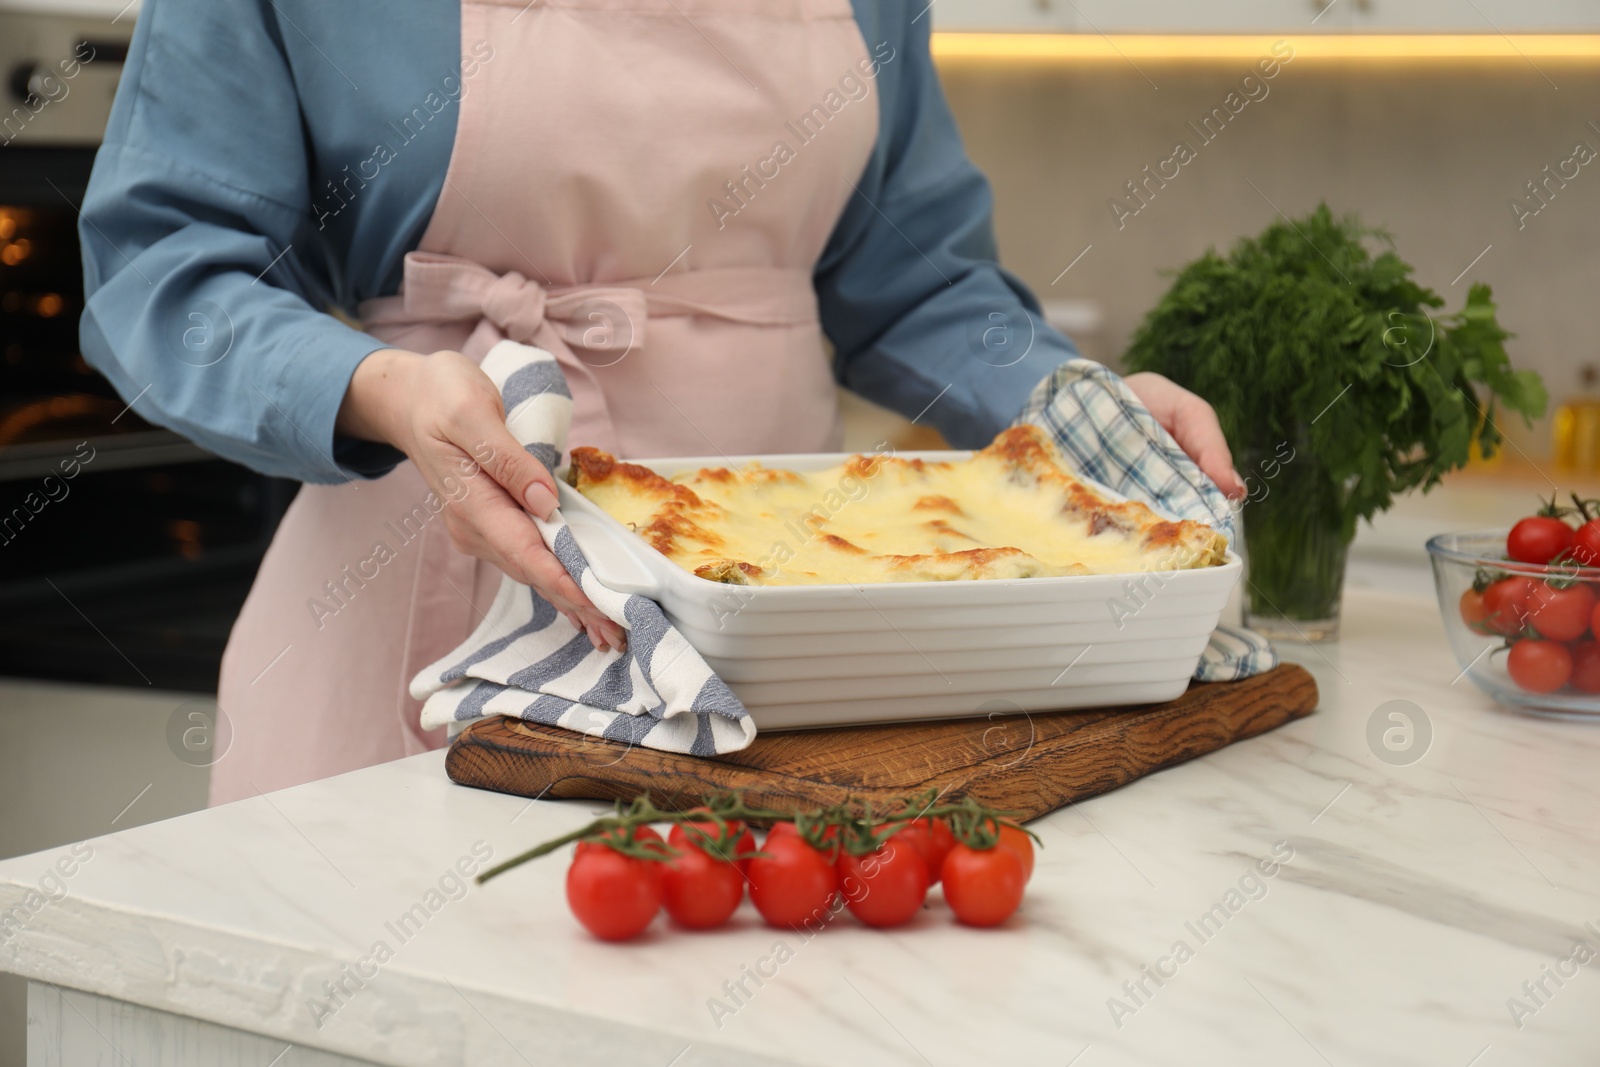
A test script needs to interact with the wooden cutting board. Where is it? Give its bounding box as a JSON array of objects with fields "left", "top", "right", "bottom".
[{"left": 445, "top": 663, "right": 1317, "bottom": 822}]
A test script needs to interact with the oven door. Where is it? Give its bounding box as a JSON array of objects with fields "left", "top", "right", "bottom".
[{"left": 0, "top": 142, "right": 295, "bottom": 693}]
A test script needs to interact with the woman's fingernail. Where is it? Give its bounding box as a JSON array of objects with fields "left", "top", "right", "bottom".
[{"left": 524, "top": 483, "right": 557, "bottom": 520}]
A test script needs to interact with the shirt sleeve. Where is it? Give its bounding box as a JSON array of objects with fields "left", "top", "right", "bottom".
[
  {"left": 78, "top": 0, "right": 402, "bottom": 483},
  {"left": 816, "top": 5, "right": 1079, "bottom": 450}
]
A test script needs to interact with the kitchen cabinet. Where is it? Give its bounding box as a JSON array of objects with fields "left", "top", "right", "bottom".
[
  {"left": 3, "top": 589, "right": 1599, "bottom": 1064},
  {"left": 927, "top": 0, "right": 1351, "bottom": 33},
  {"left": 927, "top": 0, "right": 1075, "bottom": 33},
  {"left": 932, "top": 0, "right": 1600, "bottom": 33},
  {"left": 1347, "top": 0, "right": 1600, "bottom": 30}
]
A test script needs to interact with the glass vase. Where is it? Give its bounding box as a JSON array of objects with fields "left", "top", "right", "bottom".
[{"left": 1238, "top": 449, "right": 1352, "bottom": 642}]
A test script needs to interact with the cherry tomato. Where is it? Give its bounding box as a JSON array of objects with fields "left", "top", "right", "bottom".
[
  {"left": 837, "top": 841, "right": 929, "bottom": 928},
  {"left": 1570, "top": 519, "right": 1600, "bottom": 566},
  {"left": 997, "top": 823, "right": 1036, "bottom": 883},
  {"left": 894, "top": 817, "right": 957, "bottom": 886},
  {"left": 941, "top": 844, "right": 1026, "bottom": 928},
  {"left": 1506, "top": 639, "right": 1573, "bottom": 694},
  {"left": 867, "top": 822, "right": 927, "bottom": 880},
  {"left": 1507, "top": 516, "right": 1574, "bottom": 565},
  {"left": 576, "top": 831, "right": 662, "bottom": 889},
  {"left": 1570, "top": 640, "right": 1600, "bottom": 694},
  {"left": 661, "top": 838, "right": 745, "bottom": 930},
  {"left": 1459, "top": 588, "right": 1493, "bottom": 634},
  {"left": 670, "top": 814, "right": 757, "bottom": 872},
  {"left": 920, "top": 819, "right": 957, "bottom": 884},
  {"left": 1527, "top": 581, "right": 1596, "bottom": 642},
  {"left": 767, "top": 821, "right": 839, "bottom": 856},
  {"left": 566, "top": 843, "right": 664, "bottom": 941},
  {"left": 747, "top": 833, "right": 838, "bottom": 930},
  {"left": 1482, "top": 576, "right": 1535, "bottom": 635},
  {"left": 875, "top": 820, "right": 927, "bottom": 858}
]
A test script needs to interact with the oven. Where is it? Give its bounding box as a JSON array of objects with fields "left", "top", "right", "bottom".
[{"left": 0, "top": 5, "right": 294, "bottom": 692}]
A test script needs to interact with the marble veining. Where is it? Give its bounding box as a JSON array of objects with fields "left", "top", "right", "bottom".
[{"left": 2, "top": 589, "right": 1598, "bottom": 1065}]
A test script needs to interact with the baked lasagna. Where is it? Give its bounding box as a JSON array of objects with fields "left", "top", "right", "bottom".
[{"left": 566, "top": 426, "right": 1227, "bottom": 586}]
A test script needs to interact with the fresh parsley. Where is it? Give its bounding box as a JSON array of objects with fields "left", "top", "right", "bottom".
[{"left": 1124, "top": 204, "right": 1547, "bottom": 543}]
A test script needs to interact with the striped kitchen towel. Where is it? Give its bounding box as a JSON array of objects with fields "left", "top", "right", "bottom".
[
  {"left": 410, "top": 340, "right": 755, "bottom": 755},
  {"left": 1017, "top": 359, "right": 1278, "bottom": 682}
]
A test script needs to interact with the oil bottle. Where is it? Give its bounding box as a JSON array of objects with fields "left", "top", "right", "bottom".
[{"left": 1553, "top": 363, "right": 1600, "bottom": 473}]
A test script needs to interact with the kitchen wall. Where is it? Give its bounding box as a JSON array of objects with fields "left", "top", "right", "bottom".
[{"left": 937, "top": 53, "right": 1599, "bottom": 457}]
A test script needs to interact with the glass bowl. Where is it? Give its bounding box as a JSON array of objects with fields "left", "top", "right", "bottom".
[{"left": 1427, "top": 530, "right": 1600, "bottom": 718}]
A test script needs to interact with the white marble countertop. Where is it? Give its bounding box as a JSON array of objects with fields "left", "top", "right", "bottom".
[{"left": 4, "top": 588, "right": 1599, "bottom": 1066}]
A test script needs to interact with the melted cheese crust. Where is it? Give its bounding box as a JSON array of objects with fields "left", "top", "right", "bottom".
[{"left": 567, "top": 426, "right": 1228, "bottom": 586}]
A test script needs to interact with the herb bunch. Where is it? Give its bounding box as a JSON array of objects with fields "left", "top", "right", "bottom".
[{"left": 1124, "top": 204, "right": 1546, "bottom": 542}]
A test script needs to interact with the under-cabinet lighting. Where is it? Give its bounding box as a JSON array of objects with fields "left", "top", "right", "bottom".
[{"left": 930, "top": 33, "right": 1600, "bottom": 62}]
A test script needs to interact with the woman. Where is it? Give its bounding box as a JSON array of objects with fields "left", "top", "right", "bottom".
[{"left": 80, "top": 0, "right": 1242, "bottom": 804}]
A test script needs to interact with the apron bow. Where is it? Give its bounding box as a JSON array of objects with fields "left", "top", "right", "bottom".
[{"left": 398, "top": 251, "right": 646, "bottom": 361}]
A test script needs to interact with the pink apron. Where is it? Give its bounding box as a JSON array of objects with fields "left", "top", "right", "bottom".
[{"left": 210, "top": 0, "right": 878, "bottom": 804}]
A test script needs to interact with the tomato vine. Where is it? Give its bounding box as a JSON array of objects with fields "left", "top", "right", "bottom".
[{"left": 476, "top": 788, "right": 1040, "bottom": 885}]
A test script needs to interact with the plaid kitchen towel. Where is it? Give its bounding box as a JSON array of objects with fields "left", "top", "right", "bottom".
[
  {"left": 410, "top": 340, "right": 754, "bottom": 756},
  {"left": 1017, "top": 358, "right": 1279, "bottom": 683}
]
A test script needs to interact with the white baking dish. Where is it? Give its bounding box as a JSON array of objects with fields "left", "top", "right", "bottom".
[{"left": 557, "top": 450, "right": 1241, "bottom": 731}]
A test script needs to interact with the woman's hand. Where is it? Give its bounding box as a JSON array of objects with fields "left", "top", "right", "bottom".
[
  {"left": 1122, "top": 372, "right": 1246, "bottom": 499},
  {"left": 337, "top": 348, "right": 625, "bottom": 651}
]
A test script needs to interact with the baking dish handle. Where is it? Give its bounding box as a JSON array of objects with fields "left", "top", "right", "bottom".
[{"left": 561, "top": 510, "right": 664, "bottom": 597}]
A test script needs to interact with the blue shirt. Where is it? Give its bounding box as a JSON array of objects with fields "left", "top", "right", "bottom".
[{"left": 79, "top": 0, "right": 1078, "bottom": 483}]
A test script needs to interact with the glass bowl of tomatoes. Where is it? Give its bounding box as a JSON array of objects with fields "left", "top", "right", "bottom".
[{"left": 1429, "top": 529, "right": 1600, "bottom": 717}]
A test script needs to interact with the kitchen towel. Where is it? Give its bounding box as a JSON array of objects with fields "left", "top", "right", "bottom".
[
  {"left": 1017, "top": 358, "right": 1279, "bottom": 682},
  {"left": 410, "top": 340, "right": 755, "bottom": 756}
]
